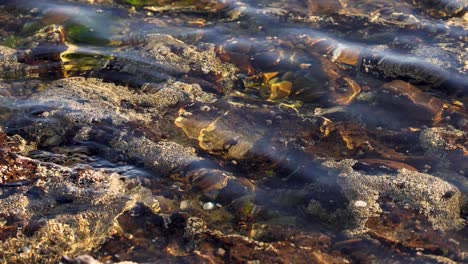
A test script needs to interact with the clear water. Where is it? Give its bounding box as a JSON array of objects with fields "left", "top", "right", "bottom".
[{"left": 0, "top": 0, "right": 467, "bottom": 263}]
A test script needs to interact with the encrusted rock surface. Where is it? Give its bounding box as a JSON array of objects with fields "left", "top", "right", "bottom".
[
  {"left": 0, "top": 132, "right": 159, "bottom": 263},
  {"left": 321, "top": 159, "right": 465, "bottom": 232}
]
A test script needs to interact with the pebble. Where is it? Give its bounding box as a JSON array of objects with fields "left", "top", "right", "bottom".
[
  {"left": 448, "top": 238, "right": 460, "bottom": 246},
  {"left": 180, "top": 200, "right": 191, "bottom": 210},
  {"left": 423, "top": 164, "right": 432, "bottom": 172},
  {"left": 354, "top": 200, "right": 367, "bottom": 208},
  {"left": 200, "top": 105, "right": 210, "bottom": 111},
  {"left": 215, "top": 248, "right": 226, "bottom": 256},
  {"left": 21, "top": 247, "right": 30, "bottom": 254},
  {"left": 203, "top": 202, "right": 215, "bottom": 210}
]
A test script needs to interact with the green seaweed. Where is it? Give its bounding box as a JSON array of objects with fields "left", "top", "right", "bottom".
[
  {"left": 124, "top": 0, "right": 160, "bottom": 6},
  {"left": 20, "top": 22, "right": 44, "bottom": 37},
  {"left": 65, "top": 23, "right": 109, "bottom": 45},
  {"left": 0, "top": 35, "right": 19, "bottom": 48}
]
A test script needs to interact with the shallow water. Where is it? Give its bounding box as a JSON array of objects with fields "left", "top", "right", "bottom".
[{"left": 0, "top": 0, "right": 467, "bottom": 263}]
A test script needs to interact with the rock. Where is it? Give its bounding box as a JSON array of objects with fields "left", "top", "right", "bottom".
[
  {"left": 6, "top": 77, "right": 254, "bottom": 199},
  {"left": 320, "top": 159, "right": 465, "bottom": 234},
  {"left": 180, "top": 217, "right": 351, "bottom": 264},
  {"left": 0, "top": 45, "right": 29, "bottom": 79},
  {"left": 0, "top": 134, "right": 157, "bottom": 263},
  {"left": 114, "top": 136, "right": 202, "bottom": 175},
  {"left": 419, "top": 127, "right": 467, "bottom": 152},
  {"left": 179, "top": 200, "right": 191, "bottom": 210},
  {"left": 203, "top": 202, "right": 215, "bottom": 210},
  {"left": 0, "top": 132, "right": 38, "bottom": 185},
  {"left": 419, "top": 127, "right": 468, "bottom": 192},
  {"left": 0, "top": 45, "right": 17, "bottom": 64},
  {"left": 215, "top": 248, "right": 226, "bottom": 256},
  {"left": 94, "top": 34, "right": 238, "bottom": 94}
]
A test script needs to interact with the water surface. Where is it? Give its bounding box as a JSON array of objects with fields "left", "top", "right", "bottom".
[{"left": 0, "top": 0, "right": 467, "bottom": 263}]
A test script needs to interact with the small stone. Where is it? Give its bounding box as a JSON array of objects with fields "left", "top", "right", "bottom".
[
  {"left": 448, "top": 238, "right": 460, "bottom": 246},
  {"left": 200, "top": 105, "right": 210, "bottom": 111},
  {"left": 337, "top": 87, "right": 348, "bottom": 93},
  {"left": 180, "top": 200, "right": 191, "bottom": 210},
  {"left": 215, "top": 248, "right": 226, "bottom": 256},
  {"left": 354, "top": 200, "right": 367, "bottom": 208},
  {"left": 203, "top": 202, "right": 215, "bottom": 210},
  {"left": 423, "top": 164, "right": 431, "bottom": 171},
  {"left": 21, "top": 247, "right": 30, "bottom": 254}
]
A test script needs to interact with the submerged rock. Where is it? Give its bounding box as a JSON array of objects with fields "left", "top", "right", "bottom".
[
  {"left": 0, "top": 132, "right": 158, "bottom": 263},
  {"left": 89, "top": 34, "right": 238, "bottom": 94},
  {"left": 321, "top": 159, "right": 464, "bottom": 232},
  {"left": 0, "top": 45, "right": 29, "bottom": 79}
]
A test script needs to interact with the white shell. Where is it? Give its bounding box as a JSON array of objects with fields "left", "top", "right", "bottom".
[
  {"left": 203, "top": 202, "right": 215, "bottom": 210},
  {"left": 354, "top": 200, "right": 367, "bottom": 208}
]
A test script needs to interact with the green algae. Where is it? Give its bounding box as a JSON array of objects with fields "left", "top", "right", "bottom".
[
  {"left": 65, "top": 23, "right": 109, "bottom": 45},
  {"left": 0, "top": 35, "right": 19, "bottom": 48}
]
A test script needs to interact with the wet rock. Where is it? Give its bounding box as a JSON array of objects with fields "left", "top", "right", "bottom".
[
  {"left": 411, "top": 0, "right": 467, "bottom": 18},
  {"left": 321, "top": 159, "right": 465, "bottom": 233},
  {"left": 420, "top": 127, "right": 467, "bottom": 152},
  {"left": 306, "top": 158, "right": 468, "bottom": 262},
  {"left": 113, "top": 136, "right": 202, "bottom": 175},
  {"left": 0, "top": 46, "right": 18, "bottom": 64},
  {"left": 174, "top": 99, "right": 325, "bottom": 164},
  {"left": 0, "top": 137, "right": 158, "bottom": 263},
  {"left": 10, "top": 77, "right": 212, "bottom": 147},
  {"left": 97, "top": 34, "right": 238, "bottom": 94},
  {"left": 180, "top": 216, "right": 351, "bottom": 264},
  {"left": 0, "top": 132, "right": 38, "bottom": 185},
  {"left": 364, "top": 196, "right": 466, "bottom": 259},
  {"left": 0, "top": 45, "right": 29, "bottom": 79},
  {"left": 6, "top": 77, "right": 252, "bottom": 198},
  {"left": 176, "top": 106, "right": 267, "bottom": 160},
  {"left": 103, "top": 210, "right": 351, "bottom": 263},
  {"left": 419, "top": 126, "right": 468, "bottom": 192},
  {"left": 307, "top": 0, "right": 342, "bottom": 15}
]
